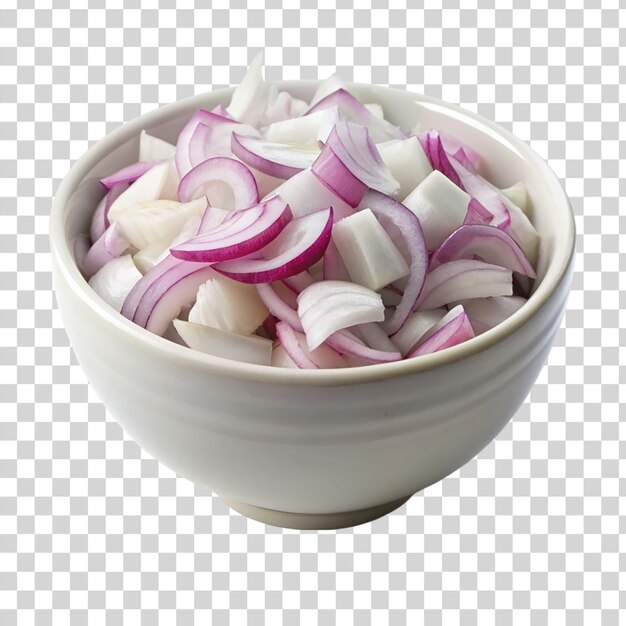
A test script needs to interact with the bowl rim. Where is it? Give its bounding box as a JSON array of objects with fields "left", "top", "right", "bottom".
[{"left": 50, "top": 81, "right": 576, "bottom": 387}]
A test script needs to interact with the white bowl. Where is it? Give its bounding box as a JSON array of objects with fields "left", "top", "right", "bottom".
[{"left": 50, "top": 83, "right": 575, "bottom": 529}]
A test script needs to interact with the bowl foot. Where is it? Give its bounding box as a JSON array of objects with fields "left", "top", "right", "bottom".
[{"left": 219, "top": 495, "right": 411, "bottom": 530}]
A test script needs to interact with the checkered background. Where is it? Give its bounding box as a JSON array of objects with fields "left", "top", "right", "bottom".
[{"left": 1, "top": 1, "right": 624, "bottom": 624}]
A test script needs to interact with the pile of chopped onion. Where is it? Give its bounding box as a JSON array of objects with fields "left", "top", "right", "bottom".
[{"left": 77, "top": 54, "right": 538, "bottom": 368}]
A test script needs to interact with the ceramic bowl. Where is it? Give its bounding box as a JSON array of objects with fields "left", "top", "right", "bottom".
[{"left": 50, "top": 82, "right": 575, "bottom": 529}]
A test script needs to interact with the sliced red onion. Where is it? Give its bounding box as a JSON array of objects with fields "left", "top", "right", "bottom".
[
  {"left": 306, "top": 88, "right": 406, "bottom": 142},
  {"left": 325, "top": 330, "right": 401, "bottom": 364},
  {"left": 125, "top": 258, "right": 217, "bottom": 336},
  {"left": 323, "top": 238, "right": 350, "bottom": 281},
  {"left": 173, "top": 319, "right": 272, "bottom": 366},
  {"left": 256, "top": 283, "right": 304, "bottom": 330},
  {"left": 139, "top": 130, "right": 176, "bottom": 162},
  {"left": 81, "top": 222, "right": 131, "bottom": 279},
  {"left": 437, "top": 132, "right": 481, "bottom": 172},
  {"left": 463, "top": 197, "right": 495, "bottom": 227},
  {"left": 231, "top": 132, "right": 319, "bottom": 180},
  {"left": 198, "top": 205, "right": 230, "bottom": 233},
  {"left": 390, "top": 308, "right": 447, "bottom": 356},
  {"left": 100, "top": 161, "right": 158, "bottom": 190},
  {"left": 323, "top": 120, "right": 400, "bottom": 195},
  {"left": 352, "top": 322, "right": 399, "bottom": 354},
  {"left": 429, "top": 224, "right": 536, "bottom": 277},
  {"left": 414, "top": 259, "right": 513, "bottom": 311},
  {"left": 456, "top": 296, "right": 527, "bottom": 335},
  {"left": 359, "top": 190, "right": 428, "bottom": 335},
  {"left": 268, "top": 168, "right": 356, "bottom": 221},
  {"left": 171, "top": 196, "right": 292, "bottom": 263},
  {"left": 271, "top": 344, "right": 299, "bottom": 368},
  {"left": 282, "top": 271, "right": 315, "bottom": 293},
  {"left": 407, "top": 305, "right": 474, "bottom": 357},
  {"left": 417, "top": 130, "right": 463, "bottom": 189},
  {"left": 214, "top": 207, "right": 333, "bottom": 284},
  {"left": 311, "top": 144, "right": 368, "bottom": 208},
  {"left": 275, "top": 321, "right": 319, "bottom": 369},
  {"left": 297, "top": 280, "right": 385, "bottom": 350},
  {"left": 88, "top": 254, "right": 143, "bottom": 313},
  {"left": 177, "top": 156, "right": 259, "bottom": 208}
]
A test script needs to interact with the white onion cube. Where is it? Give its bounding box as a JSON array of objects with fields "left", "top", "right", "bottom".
[
  {"left": 332, "top": 209, "right": 410, "bottom": 291},
  {"left": 378, "top": 136, "right": 433, "bottom": 200},
  {"left": 403, "top": 170, "right": 470, "bottom": 250}
]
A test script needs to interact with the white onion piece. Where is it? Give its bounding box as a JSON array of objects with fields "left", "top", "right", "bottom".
[
  {"left": 378, "top": 136, "right": 433, "bottom": 200},
  {"left": 263, "top": 88, "right": 309, "bottom": 125},
  {"left": 267, "top": 168, "right": 355, "bottom": 220},
  {"left": 108, "top": 160, "right": 177, "bottom": 221},
  {"left": 455, "top": 296, "right": 527, "bottom": 335},
  {"left": 226, "top": 52, "right": 269, "bottom": 127},
  {"left": 390, "top": 308, "right": 447, "bottom": 356},
  {"left": 364, "top": 103, "right": 384, "bottom": 119},
  {"left": 332, "top": 209, "right": 409, "bottom": 291},
  {"left": 188, "top": 276, "right": 269, "bottom": 335},
  {"left": 403, "top": 170, "right": 471, "bottom": 250},
  {"left": 89, "top": 255, "right": 142, "bottom": 313},
  {"left": 114, "top": 197, "right": 206, "bottom": 250},
  {"left": 310, "top": 74, "right": 347, "bottom": 106},
  {"left": 173, "top": 319, "right": 272, "bottom": 366},
  {"left": 133, "top": 235, "right": 172, "bottom": 275},
  {"left": 297, "top": 280, "right": 385, "bottom": 350},
  {"left": 139, "top": 130, "right": 176, "bottom": 162},
  {"left": 407, "top": 305, "right": 474, "bottom": 358},
  {"left": 264, "top": 107, "right": 339, "bottom": 145},
  {"left": 81, "top": 222, "right": 132, "bottom": 279},
  {"left": 352, "top": 323, "right": 399, "bottom": 354},
  {"left": 417, "top": 130, "right": 463, "bottom": 189},
  {"left": 501, "top": 182, "right": 530, "bottom": 214},
  {"left": 415, "top": 260, "right": 513, "bottom": 311}
]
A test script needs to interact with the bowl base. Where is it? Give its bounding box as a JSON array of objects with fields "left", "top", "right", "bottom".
[{"left": 219, "top": 494, "right": 411, "bottom": 530}]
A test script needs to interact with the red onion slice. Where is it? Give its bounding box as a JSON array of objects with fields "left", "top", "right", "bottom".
[
  {"left": 323, "top": 121, "right": 400, "bottom": 196},
  {"left": 407, "top": 305, "right": 474, "bottom": 357},
  {"left": 359, "top": 190, "right": 428, "bottom": 335},
  {"left": 415, "top": 259, "right": 513, "bottom": 311},
  {"left": 311, "top": 144, "right": 368, "bottom": 208},
  {"left": 306, "top": 88, "right": 406, "bottom": 142},
  {"left": 171, "top": 196, "right": 293, "bottom": 263},
  {"left": 100, "top": 161, "right": 158, "bottom": 190},
  {"left": 231, "top": 132, "right": 318, "bottom": 180},
  {"left": 275, "top": 321, "right": 320, "bottom": 369},
  {"left": 214, "top": 207, "right": 333, "bottom": 284},
  {"left": 323, "top": 238, "right": 350, "bottom": 281},
  {"left": 325, "top": 331, "right": 401, "bottom": 364},
  {"left": 429, "top": 224, "right": 536, "bottom": 277},
  {"left": 417, "top": 130, "right": 463, "bottom": 189},
  {"left": 297, "top": 280, "right": 385, "bottom": 350},
  {"left": 390, "top": 308, "right": 447, "bottom": 356},
  {"left": 81, "top": 222, "right": 131, "bottom": 279},
  {"left": 463, "top": 197, "right": 495, "bottom": 227},
  {"left": 177, "top": 156, "right": 259, "bottom": 208}
]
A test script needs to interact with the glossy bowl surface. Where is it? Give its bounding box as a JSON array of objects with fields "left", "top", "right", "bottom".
[{"left": 50, "top": 82, "right": 575, "bottom": 528}]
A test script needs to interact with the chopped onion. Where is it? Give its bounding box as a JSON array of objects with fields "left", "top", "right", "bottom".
[
  {"left": 264, "top": 107, "right": 339, "bottom": 145},
  {"left": 297, "top": 280, "right": 385, "bottom": 350},
  {"left": 455, "top": 296, "right": 527, "bottom": 335},
  {"left": 187, "top": 276, "right": 269, "bottom": 335},
  {"left": 89, "top": 254, "right": 142, "bottom": 313},
  {"left": 390, "top": 308, "right": 447, "bottom": 356},
  {"left": 276, "top": 321, "right": 347, "bottom": 369},
  {"left": 403, "top": 170, "right": 471, "bottom": 251},
  {"left": 323, "top": 238, "right": 350, "bottom": 281},
  {"left": 100, "top": 161, "right": 158, "bottom": 191},
  {"left": 171, "top": 196, "right": 292, "bottom": 263},
  {"left": 359, "top": 190, "right": 428, "bottom": 335},
  {"left": 332, "top": 208, "right": 409, "bottom": 291},
  {"left": 81, "top": 222, "right": 131, "bottom": 279},
  {"left": 226, "top": 52, "right": 269, "bottom": 127},
  {"left": 139, "top": 130, "right": 176, "bottom": 162},
  {"left": 271, "top": 344, "right": 299, "bottom": 368},
  {"left": 378, "top": 136, "right": 433, "bottom": 200},
  {"left": 177, "top": 156, "right": 259, "bottom": 208},
  {"left": 173, "top": 319, "right": 272, "bottom": 366},
  {"left": 415, "top": 259, "right": 513, "bottom": 311},
  {"left": 352, "top": 322, "right": 400, "bottom": 354},
  {"left": 407, "top": 305, "right": 474, "bottom": 357},
  {"left": 108, "top": 160, "right": 178, "bottom": 221},
  {"left": 214, "top": 207, "right": 333, "bottom": 284},
  {"left": 417, "top": 130, "right": 463, "bottom": 188},
  {"left": 231, "top": 132, "right": 319, "bottom": 179},
  {"left": 429, "top": 224, "right": 536, "bottom": 277},
  {"left": 325, "top": 330, "right": 401, "bottom": 364},
  {"left": 263, "top": 87, "right": 309, "bottom": 125},
  {"left": 463, "top": 197, "right": 495, "bottom": 227}
]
